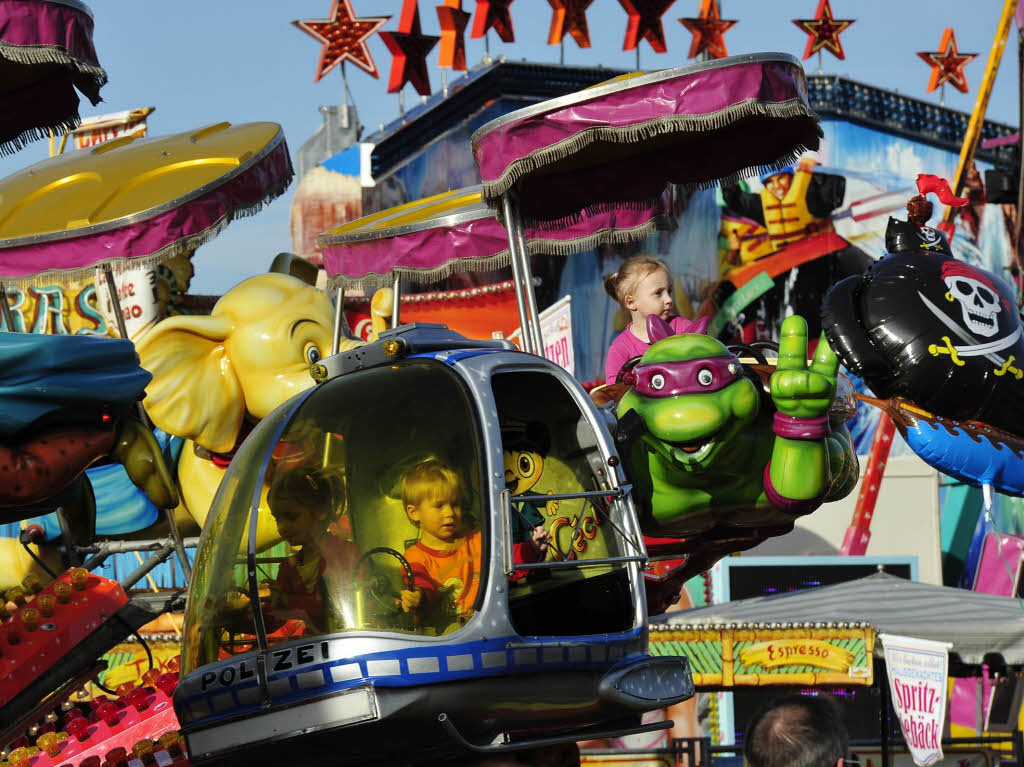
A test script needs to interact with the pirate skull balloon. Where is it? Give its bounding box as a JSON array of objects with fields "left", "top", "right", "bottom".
[{"left": 822, "top": 216, "right": 1024, "bottom": 436}]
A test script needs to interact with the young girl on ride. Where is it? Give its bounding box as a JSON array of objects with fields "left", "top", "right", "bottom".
[{"left": 603, "top": 256, "right": 707, "bottom": 384}]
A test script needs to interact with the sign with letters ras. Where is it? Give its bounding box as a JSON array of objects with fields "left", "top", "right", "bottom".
[{"left": 880, "top": 633, "right": 954, "bottom": 767}]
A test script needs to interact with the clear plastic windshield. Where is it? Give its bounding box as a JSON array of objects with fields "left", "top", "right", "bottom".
[{"left": 181, "top": 360, "right": 484, "bottom": 673}]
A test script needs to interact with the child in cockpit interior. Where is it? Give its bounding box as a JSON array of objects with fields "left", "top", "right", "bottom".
[{"left": 399, "top": 459, "right": 549, "bottom": 625}]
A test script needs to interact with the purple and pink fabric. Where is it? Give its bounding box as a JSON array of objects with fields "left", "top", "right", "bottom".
[
  {"left": 471, "top": 54, "right": 821, "bottom": 227},
  {"left": 319, "top": 187, "right": 674, "bottom": 294},
  {"left": 1, "top": 0, "right": 107, "bottom": 154}
]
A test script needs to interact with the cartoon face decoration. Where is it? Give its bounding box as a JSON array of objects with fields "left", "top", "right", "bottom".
[
  {"left": 504, "top": 448, "right": 543, "bottom": 496},
  {"left": 942, "top": 262, "right": 1002, "bottom": 338}
]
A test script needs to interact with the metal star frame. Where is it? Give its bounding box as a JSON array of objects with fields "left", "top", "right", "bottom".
[
  {"left": 293, "top": 0, "right": 391, "bottom": 81},
  {"left": 792, "top": 0, "right": 854, "bottom": 61},
  {"left": 679, "top": 0, "right": 737, "bottom": 60},
  {"left": 618, "top": 0, "right": 677, "bottom": 54},
  {"left": 917, "top": 27, "right": 977, "bottom": 94}
]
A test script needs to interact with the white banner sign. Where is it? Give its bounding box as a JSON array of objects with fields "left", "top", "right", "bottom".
[
  {"left": 508, "top": 295, "right": 575, "bottom": 375},
  {"left": 850, "top": 748, "right": 996, "bottom": 767},
  {"left": 72, "top": 107, "right": 153, "bottom": 151},
  {"left": 880, "top": 633, "right": 954, "bottom": 767},
  {"left": 95, "top": 264, "right": 162, "bottom": 341}
]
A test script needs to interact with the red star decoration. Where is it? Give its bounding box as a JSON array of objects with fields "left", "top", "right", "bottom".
[
  {"left": 618, "top": 0, "right": 677, "bottom": 54},
  {"left": 379, "top": 0, "right": 440, "bottom": 96},
  {"left": 293, "top": 0, "right": 390, "bottom": 81},
  {"left": 918, "top": 27, "right": 977, "bottom": 94},
  {"left": 679, "top": 0, "right": 737, "bottom": 60},
  {"left": 437, "top": 0, "right": 471, "bottom": 70},
  {"left": 547, "top": 0, "right": 595, "bottom": 48},
  {"left": 792, "top": 0, "right": 854, "bottom": 61},
  {"left": 471, "top": 0, "right": 515, "bottom": 43}
]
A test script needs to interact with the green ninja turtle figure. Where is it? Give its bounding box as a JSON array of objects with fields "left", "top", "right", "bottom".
[{"left": 615, "top": 314, "right": 858, "bottom": 545}]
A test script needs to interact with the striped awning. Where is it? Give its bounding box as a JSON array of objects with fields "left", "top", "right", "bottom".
[{"left": 318, "top": 185, "right": 673, "bottom": 293}]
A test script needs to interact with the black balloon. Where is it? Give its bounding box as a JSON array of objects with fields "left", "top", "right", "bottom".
[{"left": 822, "top": 218, "right": 1024, "bottom": 436}]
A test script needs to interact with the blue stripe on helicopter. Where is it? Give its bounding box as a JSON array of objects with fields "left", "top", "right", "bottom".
[{"left": 180, "top": 631, "right": 643, "bottom": 727}]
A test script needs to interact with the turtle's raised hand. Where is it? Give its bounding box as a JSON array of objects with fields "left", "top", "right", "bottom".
[{"left": 770, "top": 316, "right": 838, "bottom": 420}]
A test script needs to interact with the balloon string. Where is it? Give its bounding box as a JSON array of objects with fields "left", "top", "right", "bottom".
[{"left": 981, "top": 484, "right": 1024, "bottom": 618}]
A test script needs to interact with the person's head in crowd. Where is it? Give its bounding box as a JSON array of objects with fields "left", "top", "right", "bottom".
[{"left": 744, "top": 693, "right": 848, "bottom": 767}]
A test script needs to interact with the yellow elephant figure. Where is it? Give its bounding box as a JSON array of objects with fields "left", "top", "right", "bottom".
[{"left": 137, "top": 272, "right": 379, "bottom": 551}]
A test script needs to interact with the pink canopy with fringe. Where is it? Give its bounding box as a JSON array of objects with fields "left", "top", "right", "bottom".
[
  {"left": 0, "top": 122, "right": 293, "bottom": 284},
  {"left": 0, "top": 0, "right": 107, "bottom": 155},
  {"left": 318, "top": 186, "right": 674, "bottom": 293},
  {"left": 470, "top": 53, "right": 821, "bottom": 227}
]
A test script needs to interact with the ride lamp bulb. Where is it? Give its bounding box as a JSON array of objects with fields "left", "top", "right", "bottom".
[
  {"left": 37, "top": 733, "right": 60, "bottom": 758},
  {"left": 157, "top": 732, "right": 183, "bottom": 758},
  {"left": 21, "top": 609, "right": 39, "bottom": 631},
  {"left": 36, "top": 595, "right": 55, "bottom": 617},
  {"left": 69, "top": 569, "right": 89, "bottom": 590},
  {"left": 53, "top": 582, "right": 72, "bottom": 603},
  {"left": 21, "top": 574, "right": 41, "bottom": 594},
  {"left": 382, "top": 339, "right": 405, "bottom": 357}
]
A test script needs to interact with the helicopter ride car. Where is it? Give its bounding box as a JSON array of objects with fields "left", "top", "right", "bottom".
[{"left": 173, "top": 324, "right": 696, "bottom": 766}]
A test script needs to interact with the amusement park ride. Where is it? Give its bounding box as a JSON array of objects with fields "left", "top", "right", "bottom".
[
  {"left": 0, "top": 42, "right": 867, "bottom": 765},
  {"left": 14, "top": 0, "right": 1022, "bottom": 759}
]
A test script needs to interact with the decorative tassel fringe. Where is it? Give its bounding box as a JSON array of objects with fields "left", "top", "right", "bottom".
[
  {"left": 325, "top": 215, "right": 674, "bottom": 293},
  {"left": 481, "top": 98, "right": 822, "bottom": 202},
  {"left": 524, "top": 198, "right": 669, "bottom": 233},
  {"left": 0, "top": 41, "right": 108, "bottom": 86},
  {"left": 0, "top": 168, "right": 294, "bottom": 287},
  {"left": 0, "top": 115, "right": 82, "bottom": 157}
]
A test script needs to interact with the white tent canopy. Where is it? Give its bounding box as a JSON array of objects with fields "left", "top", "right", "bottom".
[{"left": 658, "top": 571, "right": 1024, "bottom": 666}]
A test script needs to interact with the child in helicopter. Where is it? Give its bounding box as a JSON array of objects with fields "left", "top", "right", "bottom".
[
  {"left": 603, "top": 255, "right": 708, "bottom": 384},
  {"left": 264, "top": 466, "right": 361, "bottom": 635},
  {"left": 399, "top": 459, "right": 550, "bottom": 627}
]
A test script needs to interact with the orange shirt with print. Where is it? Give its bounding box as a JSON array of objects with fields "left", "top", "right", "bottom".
[{"left": 406, "top": 529, "right": 482, "bottom": 615}]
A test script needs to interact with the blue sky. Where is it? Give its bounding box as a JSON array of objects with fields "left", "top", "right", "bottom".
[{"left": 2, "top": 0, "right": 1021, "bottom": 294}]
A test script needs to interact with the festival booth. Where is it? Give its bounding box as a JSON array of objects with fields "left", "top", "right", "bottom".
[{"left": 651, "top": 572, "right": 1024, "bottom": 764}]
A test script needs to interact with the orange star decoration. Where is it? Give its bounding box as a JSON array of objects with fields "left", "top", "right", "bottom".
[
  {"left": 618, "top": 0, "right": 677, "bottom": 53},
  {"left": 792, "top": 0, "right": 854, "bottom": 61},
  {"left": 917, "top": 27, "right": 977, "bottom": 94},
  {"left": 437, "top": 0, "right": 471, "bottom": 69},
  {"left": 292, "top": 0, "right": 390, "bottom": 81},
  {"left": 471, "top": 0, "right": 515, "bottom": 43},
  {"left": 547, "top": 0, "right": 595, "bottom": 48},
  {"left": 379, "top": 0, "right": 440, "bottom": 96},
  {"left": 679, "top": 0, "right": 737, "bottom": 60}
]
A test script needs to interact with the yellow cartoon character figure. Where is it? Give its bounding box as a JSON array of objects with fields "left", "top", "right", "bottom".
[{"left": 501, "top": 420, "right": 558, "bottom": 549}]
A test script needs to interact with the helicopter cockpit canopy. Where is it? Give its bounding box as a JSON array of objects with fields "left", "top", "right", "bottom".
[{"left": 180, "top": 352, "right": 644, "bottom": 677}]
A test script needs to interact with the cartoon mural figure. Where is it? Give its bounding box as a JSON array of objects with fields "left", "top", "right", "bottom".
[
  {"left": 501, "top": 420, "right": 559, "bottom": 544},
  {"left": 722, "top": 157, "right": 846, "bottom": 263},
  {"left": 718, "top": 158, "right": 869, "bottom": 341},
  {"left": 615, "top": 314, "right": 858, "bottom": 544},
  {"left": 137, "top": 272, "right": 362, "bottom": 550}
]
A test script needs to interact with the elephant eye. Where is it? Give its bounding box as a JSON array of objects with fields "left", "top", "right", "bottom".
[
  {"left": 650, "top": 373, "right": 666, "bottom": 390},
  {"left": 697, "top": 368, "right": 714, "bottom": 387},
  {"left": 305, "top": 344, "right": 322, "bottom": 364}
]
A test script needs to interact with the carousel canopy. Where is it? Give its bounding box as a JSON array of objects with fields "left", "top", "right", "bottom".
[
  {"left": 0, "top": 121, "right": 293, "bottom": 284},
  {"left": 470, "top": 53, "right": 821, "bottom": 225},
  {"left": 318, "top": 184, "right": 673, "bottom": 293},
  {"left": 1, "top": 0, "right": 107, "bottom": 154},
  {"left": 658, "top": 571, "right": 1024, "bottom": 666}
]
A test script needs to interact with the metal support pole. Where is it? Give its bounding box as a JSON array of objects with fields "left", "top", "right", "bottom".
[
  {"left": 0, "top": 283, "right": 15, "bottom": 331},
  {"left": 501, "top": 193, "right": 544, "bottom": 354},
  {"left": 880, "top": 661, "right": 891, "bottom": 767},
  {"left": 164, "top": 507, "right": 192, "bottom": 583},
  {"left": 102, "top": 264, "right": 130, "bottom": 340},
  {"left": 332, "top": 286, "right": 345, "bottom": 355},
  {"left": 392, "top": 276, "right": 401, "bottom": 328},
  {"left": 501, "top": 195, "right": 535, "bottom": 354}
]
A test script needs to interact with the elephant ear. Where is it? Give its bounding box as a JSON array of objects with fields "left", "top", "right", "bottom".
[{"left": 136, "top": 314, "right": 244, "bottom": 453}]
